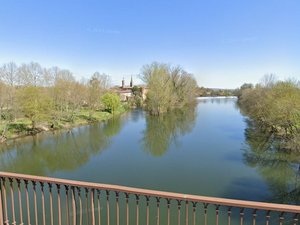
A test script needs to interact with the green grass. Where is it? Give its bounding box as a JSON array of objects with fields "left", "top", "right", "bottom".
[{"left": 0, "top": 105, "right": 128, "bottom": 141}]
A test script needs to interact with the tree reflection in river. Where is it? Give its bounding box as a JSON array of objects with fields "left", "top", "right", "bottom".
[
  {"left": 243, "top": 119, "right": 300, "bottom": 204},
  {"left": 142, "top": 105, "right": 197, "bottom": 156},
  {"left": 0, "top": 115, "right": 125, "bottom": 176}
]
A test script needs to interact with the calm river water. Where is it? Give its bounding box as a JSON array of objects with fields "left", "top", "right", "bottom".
[{"left": 1, "top": 97, "right": 300, "bottom": 205}]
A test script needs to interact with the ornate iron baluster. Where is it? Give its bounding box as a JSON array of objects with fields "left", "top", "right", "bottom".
[
  {"left": 204, "top": 203, "right": 208, "bottom": 225},
  {"left": 0, "top": 178, "right": 4, "bottom": 225},
  {"left": 125, "top": 193, "right": 130, "bottom": 225},
  {"left": 167, "top": 199, "right": 171, "bottom": 225},
  {"left": 71, "top": 187, "right": 76, "bottom": 225},
  {"left": 9, "top": 178, "right": 16, "bottom": 225},
  {"left": 265, "top": 210, "right": 270, "bottom": 225},
  {"left": 185, "top": 201, "right": 189, "bottom": 225},
  {"left": 32, "top": 181, "right": 38, "bottom": 225},
  {"left": 40, "top": 182, "right": 46, "bottom": 225},
  {"left": 240, "top": 208, "right": 245, "bottom": 225},
  {"left": 1, "top": 178, "right": 9, "bottom": 225},
  {"left": 177, "top": 200, "right": 182, "bottom": 225},
  {"left": 56, "top": 184, "right": 62, "bottom": 225},
  {"left": 156, "top": 197, "right": 160, "bottom": 225},
  {"left": 115, "top": 192, "right": 119, "bottom": 225},
  {"left": 227, "top": 207, "right": 232, "bottom": 225},
  {"left": 279, "top": 212, "right": 284, "bottom": 225},
  {"left": 146, "top": 196, "right": 150, "bottom": 225},
  {"left": 48, "top": 183, "right": 53, "bottom": 225},
  {"left": 252, "top": 209, "right": 257, "bottom": 225},
  {"left": 65, "top": 185, "right": 70, "bottom": 225},
  {"left": 106, "top": 190, "right": 110, "bottom": 225},
  {"left": 135, "top": 195, "right": 140, "bottom": 225},
  {"left": 85, "top": 188, "right": 89, "bottom": 225},
  {"left": 97, "top": 190, "right": 101, "bottom": 225},
  {"left": 16, "top": 179, "right": 23, "bottom": 225},
  {"left": 192, "top": 202, "right": 197, "bottom": 225},
  {"left": 91, "top": 189, "right": 95, "bottom": 225},
  {"left": 24, "top": 180, "right": 30, "bottom": 225},
  {"left": 77, "top": 187, "right": 83, "bottom": 225},
  {"left": 293, "top": 214, "right": 299, "bottom": 225},
  {"left": 215, "top": 205, "right": 220, "bottom": 225}
]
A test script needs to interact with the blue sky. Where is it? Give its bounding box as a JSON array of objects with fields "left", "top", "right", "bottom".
[{"left": 0, "top": 0, "right": 299, "bottom": 88}]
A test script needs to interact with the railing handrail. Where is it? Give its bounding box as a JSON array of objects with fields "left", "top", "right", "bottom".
[{"left": 1, "top": 171, "right": 299, "bottom": 213}]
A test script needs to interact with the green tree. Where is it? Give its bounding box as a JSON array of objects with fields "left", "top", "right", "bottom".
[
  {"left": 141, "top": 62, "right": 197, "bottom": 115},
  {"left": 101, "top": 93, "right": 121, "bottom": 114},
  {"left": 17, "top": 86, "right": 52, "bottom": 129},
  {"left": 87, "top": 72, "right": 110, "bottom": 118}
]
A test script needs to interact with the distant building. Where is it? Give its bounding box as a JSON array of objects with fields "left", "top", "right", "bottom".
[{"left": 113, "top": 77, "right": 148, "bottom": 102}]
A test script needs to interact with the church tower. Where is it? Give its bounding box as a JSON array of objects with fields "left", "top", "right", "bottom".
[
  {"left": 122, "top": 77, "right": 125, "bottom": 89},
  {"left": 130, "top": 75, "right": 133, "bottom": 87}
]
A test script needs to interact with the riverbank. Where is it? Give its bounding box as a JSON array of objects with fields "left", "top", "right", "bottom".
[{"left": 0, "top": 106, "right": 127, "bottom": 143}]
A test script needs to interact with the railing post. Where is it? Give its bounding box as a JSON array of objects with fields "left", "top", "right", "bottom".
[
  {"left": 71, "top": 187, "right": 76, "bottom": 225},
  {"left": 145, "top": 196, "right": 150, "bottom": 225},
  {"left": 0, "top": 178, "right": 4, "bottom": 225},
  {"left": 77, "top": 187, "right": 83, "bottom": 225},
  {"left": 227, "top": 207, "right": 232, "bottom": 225},
  {"left": 135, "top": 194, "right": 139, "bottom": 225},
  {"left": 16, "top": 179, "right": 23, "bottom": 225},
  {"left": 1, "top": 178, "right": 8, "bottom": 225},
  {"left": 56, "top": 184, "right": 62, "bottom": 225},
  {"left": 9, "top": 178, "right": 16, "bottom": 225},
  {"left": 24, "top": 180, "right": 31, "bottom": 225},
  {"left": 48, "top": 183, "right": 53, "bottom": 225},
  {"left": 32, "top": 181, "right": 38, "bottom": 225},
  {"left": 192, "top": 202, "right": 197, "bottom": 225},
  {"left": 90, "top": 189, "right": 95, "bottom": 225},
  {"left": 115, "top": 192, "right": 119, "bottom": 225},
  {"left": 156, "top": 197, "right": 160, "bottom": 225},
  {"left": 125, "top": 193, "right": 129, "bottom": 225},
  {"left": 106, "top": 190, "right": 110, "bottom": 225},
  {"left": 40, "top": 182, "right": 46, "bottom": 225},
  {"left": 177, "top": 200, "right": 182, "bottom": 225},
  {"left": 215, "top": 205, "right": 220, "bottom": 225},
  {"left": 96, "top": 190, "right": 101, "bottom": 225},
  {"left": 167, "top": 199, "right": 171, "bottom": 225}
]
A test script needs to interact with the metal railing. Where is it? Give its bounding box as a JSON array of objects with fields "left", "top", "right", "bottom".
[{"left": 0, "top": 171, "right": 300, "bottom": 225}]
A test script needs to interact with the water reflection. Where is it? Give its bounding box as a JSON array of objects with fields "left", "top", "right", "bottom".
[
  {"left": 243, "top": 119, "right": 300, "bottom": 204},
  {"left": 198, "top": 96, "right": 237, "bottom": 104},
  {"left": 0, "top": 115, "right": 125, "bottom": 175},
  {"left": 142, "top": 105, "right": 197, "bottom": 156}
]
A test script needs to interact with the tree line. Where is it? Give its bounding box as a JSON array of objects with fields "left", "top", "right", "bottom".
[
  {"left": 0, "top": 62, "right": 122, "bottom": 141},
  {"left": 238, "top": 75, "right": 300, "bottom": 151},
  {"left": 0, "top": 61, "right": 198, "bottom": 141}
]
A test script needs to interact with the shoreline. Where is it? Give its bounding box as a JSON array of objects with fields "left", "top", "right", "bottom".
[{"left": 0, "top": 109, "right": 127, "bottom": 144}]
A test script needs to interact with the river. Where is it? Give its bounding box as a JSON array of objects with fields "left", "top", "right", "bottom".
[{"left": 0, "top": 97, "right": 300, "bottom": 205}]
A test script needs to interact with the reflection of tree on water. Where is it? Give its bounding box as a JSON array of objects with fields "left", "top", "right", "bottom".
[
  {"left": 0, "top": 116, "right": 125, "bottom": 176},
  {"left": 142, "top": 105, "right": 197, "bottom": 157},
  {"left": 243, "top": 119, "right": 300, "bottom": 204}
]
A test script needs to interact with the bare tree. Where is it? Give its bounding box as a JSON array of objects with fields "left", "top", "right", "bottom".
[{"left": 18, "top": 62, "right": 44, "bottom": 86}]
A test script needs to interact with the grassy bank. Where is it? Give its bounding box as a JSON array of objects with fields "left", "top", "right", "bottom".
[{"left": 0, "top": 106, "right": 127, "bottom": 142}]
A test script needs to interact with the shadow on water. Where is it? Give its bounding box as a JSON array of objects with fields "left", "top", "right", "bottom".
[
  {"left": 141, "top": 105, "right": 197, "bottom": 157},
  {"left": 223, "top": 118, "right": 300, "bottom": 205},
  {"left": 0, "top": 115, "right": 126, "bottom": 176}
]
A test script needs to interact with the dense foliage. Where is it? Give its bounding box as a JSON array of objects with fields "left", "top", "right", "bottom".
[
  {"left": 101, "top": 93, "right": 121, "bottom": 114},
  {"left": 196, "top": 87, "right": 237, "bottom": 97},
  {"left": 140, "top": 62, "right": 198, "bottom": 115},
  {"left": 238, "top": 77, "right": 300, "bottom": 151}
]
